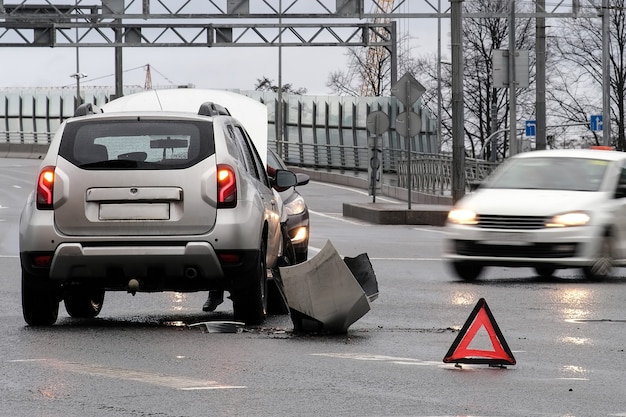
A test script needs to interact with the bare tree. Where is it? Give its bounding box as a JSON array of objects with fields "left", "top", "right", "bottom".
[
  {"left": 549, "top": 0, "right": 626, "bottom": 150},
  {"left": 254, "top": 76, "right": 307, "bottom": 95},
  {"left": 415, "top": 0, "right": 536, "bottom": 159},
  {"left": 326, "top": 30, "right": 418, "bottom": 97}
]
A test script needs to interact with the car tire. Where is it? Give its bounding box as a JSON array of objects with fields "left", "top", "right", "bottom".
[
  {"left": 534, "top": 266, "right": 556, "bottom": 278},
  {"left": 267, "top": 227, "right": 294, "bottom": 315},
  {"left": 450, "top": 261, "right": 483, "bottom": 281},
  {"left": 295, "top": 249, "right": 308, "bottom": 264},
  {"left": 232, "top": 242, "right": 267, "bottom": 325},
  {"left": 64, "top": 287, "right": 105, "bottom": 318},
  {"left": 583, "top": 233, "right": 614, "bottom": 280},
  {"left": 22, "top": 271, "right": 60, "bottom": 326}
]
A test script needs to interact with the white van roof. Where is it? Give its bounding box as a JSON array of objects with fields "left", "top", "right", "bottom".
[{"left": 101, "top": 89, "right": 269, "bottom": 165}]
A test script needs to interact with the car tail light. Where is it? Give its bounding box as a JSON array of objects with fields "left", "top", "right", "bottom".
[
  {"left": 36, "top": 166, "right": 55, "bottom": 210},
  {"left": 217, "top": 164, "right": 237, "bottom": 208}
]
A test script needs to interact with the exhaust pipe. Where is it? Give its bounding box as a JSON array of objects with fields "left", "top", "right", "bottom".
[{"left": 185, "top": 267, "right": 198, "bottom": 279}]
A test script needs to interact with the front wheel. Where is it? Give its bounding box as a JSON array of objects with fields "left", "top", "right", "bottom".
[
  {"left": 232, "top": 243, "right": 267, "bottom": 325},
  {"left": 534, "top": 266, "right": 556, "bottom": 278},
  {"left": 22, "top": 271, "right": 60, "bottom": 326},
  {"left": 583, "top": 234, "right": 615, "bottom": 280},
  {"left": 450, "top": 261, "right": 483, "bottom": 281},
  {"left": 64, "top": 287, "right": 105, "bottom": 318},
  {"left": 267, "top": 226, "right": 293, "bottom": 315}
]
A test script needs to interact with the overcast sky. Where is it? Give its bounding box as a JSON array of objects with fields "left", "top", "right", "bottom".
[{"left": 1, "top": 16, "right": 448, "bottom": 96}]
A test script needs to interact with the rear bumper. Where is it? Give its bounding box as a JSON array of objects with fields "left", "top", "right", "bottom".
[
  {"left": 21, "top": 242, "right": 260, "bottom": 292},
  {"left": 50, "top": 242, "right": 223, "bottom": 280}
]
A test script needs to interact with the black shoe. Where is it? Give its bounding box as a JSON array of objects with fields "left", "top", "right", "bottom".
[{"left": 202, "top": 296, "right": 223, "bottom": 312}]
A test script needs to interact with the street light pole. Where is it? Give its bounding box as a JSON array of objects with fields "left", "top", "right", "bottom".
[
  {"left": 436, "top": 0, "right": 442, "bottom": 153},
  {"left": 71, "top": 1, "right": 86, "bottom": 110},
  {"left": 277, "top": 0, "right": 283, "bottom": 156}
]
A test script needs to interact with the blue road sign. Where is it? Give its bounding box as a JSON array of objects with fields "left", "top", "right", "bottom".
[
  {"left": 525, "top": 120, "right": 536, "bottom": 137},
  {"left": 590, "top": 115, "right": 603, "bottom": 131}
]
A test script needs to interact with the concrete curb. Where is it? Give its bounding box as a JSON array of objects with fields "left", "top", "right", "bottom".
[
  {"left": 342, "top": 202, "right": 450, "bottom": 226},
  {"left": 0, "top": 143, "right": 48, "bottom": 160}
]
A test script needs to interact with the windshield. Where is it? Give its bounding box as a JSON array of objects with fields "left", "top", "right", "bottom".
[{"left": 485, "top": 157, "right": 609, "bottom": 192}]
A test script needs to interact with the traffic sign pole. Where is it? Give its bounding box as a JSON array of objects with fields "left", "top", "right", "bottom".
[
  {"left": 392, "top": 73, "right": 425, "bottom": 210},
  {"left": 366, "top": 111, "right": 389, "bottom": 203}
]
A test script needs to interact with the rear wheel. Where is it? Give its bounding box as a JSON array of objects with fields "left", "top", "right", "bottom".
[
  {"left": 64, "top": 287, "right": 105, "bottom": 318},
  {"left": 232, "top": 243, "right": 267, "bottom": 325},
  {"left": 22, "top": 271, "right": 60, "bottom": 326},
  {"left": 583, "top": 233, "right": 614, "bottom": 280},
  {"left": 450, "top": 261, "right": 483, "bottom": 281}
]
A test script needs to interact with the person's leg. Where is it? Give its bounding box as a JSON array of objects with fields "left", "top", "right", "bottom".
[{"left": 202, "top": 290, "right": 224, "bottom": 312}]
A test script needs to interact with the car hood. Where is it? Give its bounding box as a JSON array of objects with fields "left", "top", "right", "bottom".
[{"left": 457, "top": 188, "right": 609, "bottom": 216}]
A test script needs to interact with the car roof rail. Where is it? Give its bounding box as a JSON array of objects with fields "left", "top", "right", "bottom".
[
  {"left": 73, "top": 103, "right": 102, "bottom": 117},
  {"left": 198, "top": 102, "right": 231, "bottom": 117}
]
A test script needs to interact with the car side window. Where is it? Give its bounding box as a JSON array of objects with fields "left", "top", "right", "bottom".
[
  {"left": 227, "top": 124, "right": 257, "bottom": 177},
  {"left": 615, "top": 167, "right": 626, "bottom": 199},
  {"left": 236, "top": 126, "right": 271, "bottom": 189},
  {"left": 223, "top": 124, "right": 247, "bottom": 167}
]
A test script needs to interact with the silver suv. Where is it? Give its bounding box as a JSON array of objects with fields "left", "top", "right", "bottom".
[{"left": 19, "top": 99, "right": 297, "bottom": 326}]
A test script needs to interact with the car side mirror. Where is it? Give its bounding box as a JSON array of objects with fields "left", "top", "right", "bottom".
[
  {"left": 273, "top": 169, "right": 297, "bottom": 189},
  {"left": 296, "top": 172, "right": 310, "bottom": 187}
]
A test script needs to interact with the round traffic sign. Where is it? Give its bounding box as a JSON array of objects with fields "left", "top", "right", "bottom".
[
  {"left": 395, "top": 111, "right": 421, "bottom": 137},
  {"left": 366, "top": 111, "right": 390, "bottom": 135}
]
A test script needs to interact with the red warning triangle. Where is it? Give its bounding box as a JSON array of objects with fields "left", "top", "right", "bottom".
[{"left": 443, "top": 298, "right": 516, "bottom": 366}]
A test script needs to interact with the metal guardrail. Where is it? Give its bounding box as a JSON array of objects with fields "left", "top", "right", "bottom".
[
  {"left": 274, "top": 140, "right": 499, "bottom": 195},
  {"left": 2, "top": 131, "right": 54, "bottom": 143},
  {"left": 396, "top": 154, "right": 499, "bottom": 195},
  {"left": 3, "top": 132, "right": 499, "bottom": 196}
]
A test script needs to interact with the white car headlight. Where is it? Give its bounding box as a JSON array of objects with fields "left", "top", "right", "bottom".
[
  {"left": 447, "top": 208, "right": 478, "bottom": 225},
  {"left": 546, "top": 211, "right": 590, "bottom": 227},
  {"left": 285, "top": 194, "right": 307, "bottom": 216}
]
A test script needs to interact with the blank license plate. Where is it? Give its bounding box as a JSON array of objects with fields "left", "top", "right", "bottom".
[{"left": 99, "top": 203, "right": 170, "bottom": 220}]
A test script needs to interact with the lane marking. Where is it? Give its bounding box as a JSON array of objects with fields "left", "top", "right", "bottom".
[
  {"left": 413, "top": 227, "right": 446, "bottom": 233},
  {"left": 309, "top": 209, "right": 370, "bottom": 225},
  {"left": 311, "top": 181, "right": 400, "bottom": 203},
  {"left": 312, "top": 353, "right": 443, "bottom": 367},
  {"left": 308, "top": 246, "right": 441, "bottom": 262},
  {"left": 369, "top": 257, "right": 442, "bottom": 261},
  {"left": 10, "top": 359, "right": 246, "bottom": 390}
]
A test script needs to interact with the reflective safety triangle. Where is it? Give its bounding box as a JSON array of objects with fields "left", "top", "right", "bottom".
[{"left": 443, "top": 298, "right": 516, "bottom": 366}]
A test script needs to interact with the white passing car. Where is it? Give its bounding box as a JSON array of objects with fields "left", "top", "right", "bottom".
[{"left": 443, "top": 148, "right": 626, "bottom": 280}]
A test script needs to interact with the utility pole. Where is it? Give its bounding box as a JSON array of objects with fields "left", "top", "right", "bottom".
[
  {"left": 437, "top": 0, "right": 443, "bottom": 153},
  {"left": 508, "top": 1, "right": 518, "bottom": 156},
  {"left": 277, "top": 0, "right": 283, "bottom": 156},
  {"left": 451, "top": 0, "right": 465, "bottom": 203},
  {"left": 602, "top": 0, "right": 611, "bottom": 146},
  {"left": 535, "top": 0, "right": 546, "bottom": 150}
]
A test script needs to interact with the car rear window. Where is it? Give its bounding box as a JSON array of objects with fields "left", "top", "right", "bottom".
[{"left": 58, "top": 118, "right": 215, "bottom": 169}]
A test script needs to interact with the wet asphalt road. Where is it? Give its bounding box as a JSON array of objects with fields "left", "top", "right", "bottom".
[{"left": 2, "top": 158, "right": 626, "bottom": 417}]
